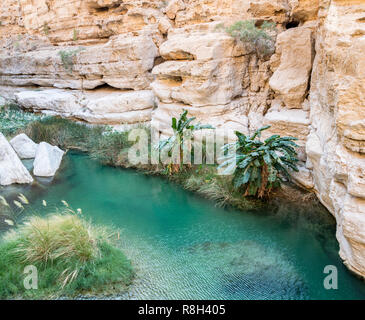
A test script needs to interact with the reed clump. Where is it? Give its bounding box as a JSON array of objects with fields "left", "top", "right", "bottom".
[{"left": 0, "top": 205, "right": 134, "bottom": 299}]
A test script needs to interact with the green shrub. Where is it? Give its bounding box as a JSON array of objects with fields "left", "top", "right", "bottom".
[
  {"left": 25, "top": 117, "right": 133, "bottom": 166},
  {"left": 0, "top": 208, "right": 133, "bottom": 299},
  {"left": 25, "top": 117, "right": 136, "bottom": 166},
  {"left": 73, "top": 29, "right": 78, "bottom": 41},
  {"left": 182, "top": 165, "right": 263, "bottom": 211},
  {"left": 219, "top": 125, "right": 299, "bottom": 198},
  {"left": 25, "top": 117, "right": 103, "bottom": 150},
  {"left": 43, "top": 22, "right": 50, "bottom": 36},
  {"left": 58, "top": 48, "right": 83, "bottom": 73},
  {"left": 218, "top": 20, "right": 276, "bottom": 58},
  {"left": 89, "top": 129, "right": 131, "bottom": 166},
  {"left": 0, "top": 103, "right": 45, "bottom": 137}
]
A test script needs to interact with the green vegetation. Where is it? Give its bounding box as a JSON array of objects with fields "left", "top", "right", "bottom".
[
  {"left": 25, "top": 117, "right": 104, "bottom": 150},
  {"left": 159, "top": 0, "right": 169, "bottom": 9},
  {"left": 176, "top": 165, "right": 263, "bottom": 210},
  {"left": 220, "top": 126, "right": 299, "bottom": 198},
  {"left": 58, "top": 48, "right": 83, "bottom": 73},
  {"left": 0, "top": 103, "right": 45, "bottom": 137},
  {"left": 43, "top": 22, "right": 50, "bottom": 36},
  {"left": 218, "top": 20, "right": 276, "bottom": 58},
  {"left": 158, "top": 110, "right": 214, "bottom": 173},
  {"left": 0, "top": 193, "right": 31, "bottom": 226},
  {"left": 24, "top": 117, "right": 132, "bottom": 166},
  {"left": 73, "top": 29, "right": 78, "bottom": 42},
  {"left": 0, "top": 201, "right": 134, "bottom": 299},
  {"left": 4, "top": 111, "right": 302, "bottom": 210},
  {"left": 20, "top": 117, "right": 261, "bottom": 210}
]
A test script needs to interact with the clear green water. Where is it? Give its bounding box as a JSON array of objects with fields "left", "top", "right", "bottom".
[{"left": 1, "top": 152, "right": 365, "bottom": 299}]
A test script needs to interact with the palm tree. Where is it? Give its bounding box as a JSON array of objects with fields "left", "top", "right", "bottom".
[{"left": 219, "top": 125, "right": 299, "bottom": 198}]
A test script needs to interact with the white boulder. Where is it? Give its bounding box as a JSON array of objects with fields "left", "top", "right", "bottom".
[
  {"left": 33, "top": 142, "right": 64, "bottom": 177},
  {"left": 10, "top": 133, "right": 38, "bottom": 159},
  {"left": 0, "top": 133, "right": 33, "bottom": 186}
]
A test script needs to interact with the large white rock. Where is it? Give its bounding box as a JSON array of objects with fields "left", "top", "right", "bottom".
[
  {"left": 0, "top": 133, "right": 33, "bottom": 186},
  {"left": 75, "top": 89, "right": 155, "bottom": 124},
  {"left": 15, "top": 88, "right": 155, "bottom": 125},
  {"left": 33, "top": 142, "right": 64, "bottom": 177},
  {"left": 10, "top": 133, "right": 38, "bottom": 159},
  {"left": 15, "top": 89, "right": 83, "bottom": 116}
]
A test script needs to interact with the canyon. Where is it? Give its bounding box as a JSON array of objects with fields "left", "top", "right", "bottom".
[{"left": 0, "top": 0, "right": 364, "bottom": 278}]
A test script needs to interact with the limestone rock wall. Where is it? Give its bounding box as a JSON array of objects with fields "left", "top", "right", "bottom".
[
  {"left": 307, "top": 0, "right": 365, "bottom": 277},
  {"left": 0, "top": 0, "right": 364, "bottom": 278}
]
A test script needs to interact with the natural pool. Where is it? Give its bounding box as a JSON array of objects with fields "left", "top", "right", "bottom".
[{"left": 1, "top": 152, "right": 365, "bottom": 300}]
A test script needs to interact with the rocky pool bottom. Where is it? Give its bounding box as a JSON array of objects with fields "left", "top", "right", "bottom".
[{"left": 1, "top": 152, "right": 365, "bottom": 300}]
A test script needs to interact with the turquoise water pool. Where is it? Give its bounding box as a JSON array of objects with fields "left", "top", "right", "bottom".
[{"left": 1, "top": 152, "right": 365, "bottom": 299}]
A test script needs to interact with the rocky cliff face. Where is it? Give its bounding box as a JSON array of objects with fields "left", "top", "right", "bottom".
[
  {"left": 307, "top": 0, "right": 365, "bottom": 277},
  {"left": 0, "top": 0, "right": 364, "bottom": 278}
]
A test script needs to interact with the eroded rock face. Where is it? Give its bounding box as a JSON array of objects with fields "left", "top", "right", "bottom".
[
  {"left": 0, "top": 0, "right": 365, "bottom": 278},
  {"left": 10, "top": 133, "right": 38, "bottom": 159},
  {"left": 269, "top": 26, "right": 314, "bottom": 109},
  {"left": 0, "top": 33, "right": 158, "bottom": 91},
  {"left": 0, "top": 133, "right": 33, "bottom": 186},
  {"left": 15, "top": 88, "right": 155, "bottom": 124},
  {"left": 151, "top": 22, "right": 273, "bottom": 139},
  {"left": 33, "top": 142, "right": 64, "bottom": 177},
  {"left": 307, "top": 0, "right": 365, "bottom": 278}
]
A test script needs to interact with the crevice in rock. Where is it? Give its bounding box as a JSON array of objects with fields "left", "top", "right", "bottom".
[
  {"left": 168, "top": 75, "right": 183, "bottom": 83},
  {"left": 153, "top": 56, "right": 165, "bottom": 68},
  {"left": 285, "top": 21, "right": 300, "bottom": 29},
  {"left": 305, "top": 38, "right": 317, "bottom": 100},
  {"left": 92, "top": 2, "right": 124, "bottom": 14},
  {"left": 95, "top": 7, "right": 110, "bottom": 12},
  {"left": 91, "top": 83, "right": 129, "bottom": 91}
]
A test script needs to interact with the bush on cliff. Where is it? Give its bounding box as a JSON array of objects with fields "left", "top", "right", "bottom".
[{"left": 218, "top": 20, "right": 276, "bottom": 58}]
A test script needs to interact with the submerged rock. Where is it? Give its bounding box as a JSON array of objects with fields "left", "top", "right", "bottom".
[
  {"left": 0, "top": 133, "right": 33, "bottom": 186},
  {"left": 10, "top": 133, "right": 38, "bottom": 159},
  {"left": 33, "top": 142, "right": 64, "bottom": 177}
]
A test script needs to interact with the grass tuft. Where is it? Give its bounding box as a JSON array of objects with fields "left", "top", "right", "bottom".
[
  {"left": 0, "top": 212, "right": 134, "bottom": 299},
  {"left": 178, "top": 165, "right": 264, "bottom": 211}
]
